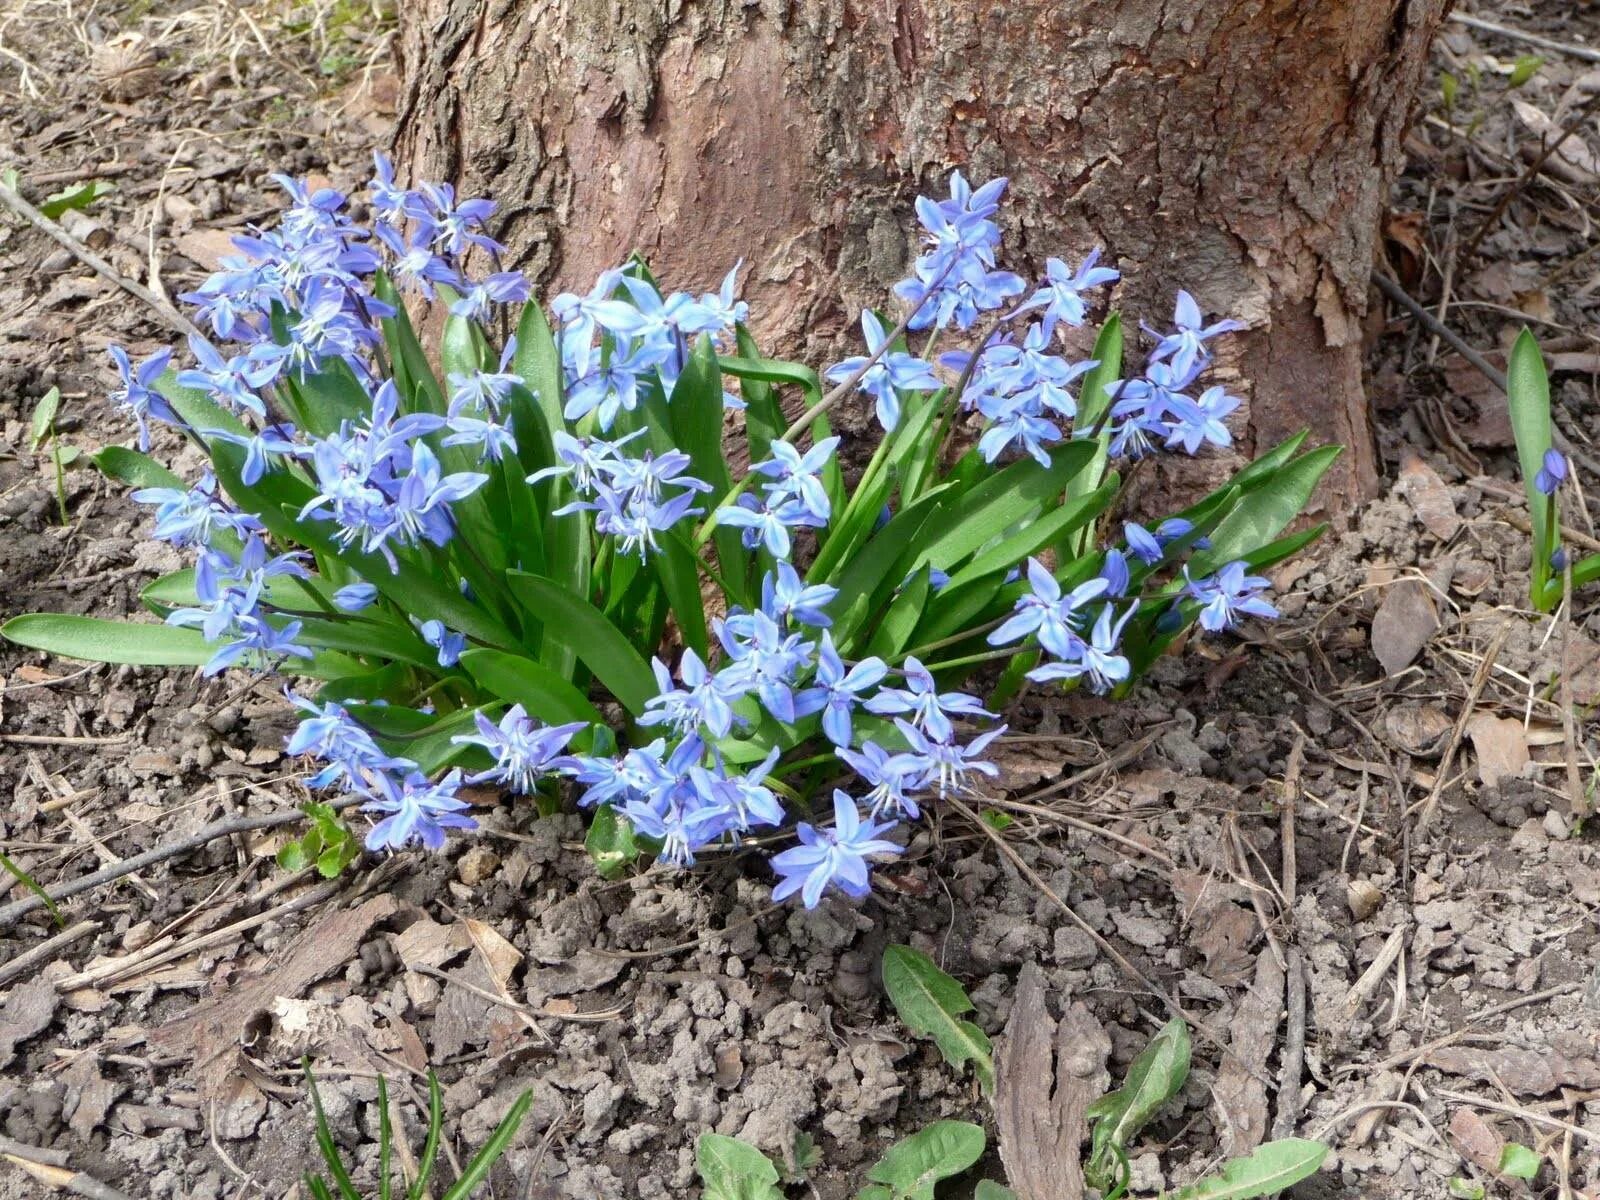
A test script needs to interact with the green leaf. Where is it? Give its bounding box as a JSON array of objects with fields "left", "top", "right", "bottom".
[
  {"left": 717, "top": 355, "right": 824, "bottom": 408},
  {"left": 29, "top": 387, "right": 61, "bottom": 451},
  {"left": 1191, "top": 446, "right": 1341, "bottom": 574},
  {"left": 866, "top": 566, "right": 934, "bottom": 659},
  {"left": 1447, "top": 1178, "right": 1487, "bottom": 1200},
  {"left": 38, "top": 179, "right": 113, "bottom": 220},
  {"left": 880, "top": 945, "right": 994, "bottom": 1094},
  {"left": 1441, "top": 71, "right": 1459, "bottom": 108},
  {"left": 584, "top": 804, "right": 639, "bottom": 881},
  {"left": 92, "top": 446, "right": 184, "bottom": 490},
  {"left": 695, "top": 1133, "right": 785, "bottom": 1200},
  {"left": 373, "top": 274, "right": 445, "bottom": 413},
  {"left": 973, "top": 1184, "right": 1018, "bottom": 1200},
  {"left": 507, "top": 571, "right": 657, "bottom": 715},
  {"left": 1169, "top": 1139, "right": 1328, "bottom": 1200},
  {"left": 1497, "top": 1143, "right": 1541, "bottom": 1181},
  {"left": 914, "top": 441, "right": 1095, "bottom": 572},
  {"left": 3, "top": 614, "right": 218, "bottom": 667},
  {"left": 1086, "top": 1018, "right": 1191, "bottom": 1179},
  {"left": 652, "top": 530, "right": 711, "bottom": 660},
  {"left": 864, "top": 1121, "right": 986, "bottom": 1200},
  {"left": 1507, "top": 328, "right": 1554, "bottom": 603},
  {"left": 1507, "top": 54, "right": 1543, "bottom": 88},
  {"left": 1, "top": 851, "right": 63, "bottom": 926},
  {"left": 734, "top": 325, "right": 787, "bottom": 466},
  {"left": 1063, "top": 315, "right": 1123, "bottom": 557},
  {"left": 944, "top": 476, "right": 1117, "bottom": 592},
  {"left": 459, "top": 648, "right": 605, "bottom": 728},
  {"left": 293, "top": 358, "right": 375, "bottom": 437}
]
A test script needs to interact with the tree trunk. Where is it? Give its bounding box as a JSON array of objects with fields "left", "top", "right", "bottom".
[{"left": 394, "top": 0, "right": 1450, "bottom": 511}]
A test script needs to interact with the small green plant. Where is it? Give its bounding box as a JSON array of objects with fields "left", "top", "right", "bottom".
[
  {"left": 698, "top": 949, "right": 1329, "bottom": 1199},
  {"left": 881, "top": 944, "right": 994, "bottom": 1095},
  {"left": 29, "top": 387, "right": 75, "bottom": 525},
  {"left": 277, "top": 801, "right": 362, "bottom": 877},
  {"left": 1504, "top": 328, "right": 1597, "bottom": 610},
  {"left": 303, "top": 1064, "right": 531, "bottom": 1200},
  {"left": 1, "top": 168, "right": 114, "bottom": 219}
]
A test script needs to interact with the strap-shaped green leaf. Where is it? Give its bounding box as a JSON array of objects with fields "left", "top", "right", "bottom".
[
  {"left": 1507, "top": 328, "right": 1554, "bottom": 602},
  {"left": 716, "top": 354, "right": 824, "bottom": 408},
  {"left": 1062, "top": 313, "right": 1123, "bottom": 558},
  {"left": 733, "top": 325, "right": 787, "bottom": 466},
  {"left": 459, "top": 648, "right": 604, "bottom": 727},
  {"left": 1191, "top": 445, "right": 1341, "bottom": 574},
  {"left": 508, "top": 571, "right": 657, "bottom": 715},
  {"left": 92, "top": 445, "right": 184, "bottom": 490}
]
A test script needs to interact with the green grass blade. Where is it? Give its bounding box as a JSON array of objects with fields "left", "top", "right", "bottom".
[
  {"left": 507, "top": 571, "right": 657, "bottom": 715},
  {"left": 409, "top": 1074, "right": 445, "bottom": 1200},
  {"left": 1507, "top": 328, "right": 1554, "bottom": 603},
  {"left": 440, "top": 1089, "right": 533, "bottom": 1200}
]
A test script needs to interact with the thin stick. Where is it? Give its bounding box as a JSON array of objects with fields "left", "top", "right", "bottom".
[
  {"left": 1342, "top": 982, "right": 1581, "bottom": 1077},
  {"left": 0, "top": 920, "right": 96, "bottom": 988},
  {"left": 1273, "top": 735, "right": 1307, "bottom": 1139},
  {"left": 1448, "top": 13, "right": 1600, "bottom": 66},
  {"left": 0, "top": 799, "right": 360, "bottom": 929},
  {"left": 0, "top": 182, "right": 208, "bottom": 343},
  {"left": 1411, "top": 620, "right": 1509, "bottom": 831},
  {"left": 1372, "top": 272, "right": 1507, "bottom": 391},
  {"left": 1459, "top": 90, "right": 1600, "bottom": 261},
  {"left": 1559, "top": 562, "right": 1589, "bottom": 819},
  {"left": 2, "top": 1155, "right": 135, "bottom": 1200}
]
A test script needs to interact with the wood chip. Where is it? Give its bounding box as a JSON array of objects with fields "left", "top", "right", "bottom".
[
  {"left": 994, "top": 963, "right": 1109, "bottom": 1200},
  {"left": 1447, "top": 1108, "right": 1504, "bottom": 1173},
  {"left": 1211, "top": 951, "right": 1285, "bottom": 1157},
  {"left": 1425, "top": 1045, "right": 1600, "bottom": 1095}
]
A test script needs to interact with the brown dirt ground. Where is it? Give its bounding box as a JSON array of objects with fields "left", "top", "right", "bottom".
[{"left": 1, "top": 4, "right": 1598, "bottom": 1199}]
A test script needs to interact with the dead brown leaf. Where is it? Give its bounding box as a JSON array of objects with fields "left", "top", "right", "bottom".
[
  {"left": 1465, "top": 713, "right": 1530, "bottom": 787},
  {"left": 1371, "top": 579, "right": 1439, "bottom": 676},
  {"left": 1426, "top": 1045, "right": 1600, "bottom": 1095},
  {"left": 1512, "top": 100, "right": 1600, "bottom": 181},
  {"left": 1384, "top": 703, "right": 1454, "bottom": 757},
  {"left": 1447, "top": 1108, "right": 1505, "bottom": 1173},
  {"left": 1396, "top": 452, "right": 1461, "bottom": 541},
  {"left": 0, "top": 964, "right": 64, "bottom": 1067},
  {"left": 62, "top": 1054, "right": 121, "bottom": 1140}
]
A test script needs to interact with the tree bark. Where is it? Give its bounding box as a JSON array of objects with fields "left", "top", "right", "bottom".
[{"left": 395, "top": 0, "right": 1451, "bottom": 511}]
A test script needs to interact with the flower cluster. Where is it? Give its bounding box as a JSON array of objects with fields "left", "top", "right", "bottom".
[{"left": 39, "top": 160, "right": 1313, "bottom": 912}]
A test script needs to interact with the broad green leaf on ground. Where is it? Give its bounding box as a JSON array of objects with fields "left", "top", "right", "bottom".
[
  {"left": 881, "top": 945, "right": 994, "bottom": 1094},
  {"left": 1169, "top": 1139, "right": 1328, "bottom": 1200},
  {"left": 695, "top": 1133, "right": 784, "bottom": 1200},
  {"left": 973, "top": 1183, "right": 1018, "bottom": 1200},
  {"left": 862, "top": 1121, "right": 986, "bottom": 1200},
  {"left": 1086, "top": 1017, "right": 1191, "bottom": 1174},
  {"left": 458, "top": 648, "right": 605, "bottom": 728},
  {"left": 1507, "top": 328, "right": 1554, "bottom": 599},
  {"left": 583, "top": 804, "right": 639, "bottom": 881},
  {"left": 92, "top": 446, "right": 184, "bottom": 490}
]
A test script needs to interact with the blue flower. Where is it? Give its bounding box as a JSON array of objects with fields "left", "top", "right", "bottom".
[
  {"left": 362, "top": 768, "right": 478, "bottom": 852},
  {"left": 442, "top": 413, "right": 518, "bottom": 462},
  {"left": 451, "top": 705, "right": 584, "bottom": 794},
  {"left": 333, "top": 582, "right": 379, "bottom": 611},
  {"left": 715, "top": 609, "right": 814, "bottom": 724},
  {"left": 894, "top": 719, "right": 1004, "bottom": 798},
  {"left": 760, "top": 563, "right": 837, "bottom": 629},
  {"left": 417, "top": 619, "right": 466, "bottom": 667},
  {"left": 716, "top": 494, "right": 806, "bottom": 559},
  {"left": 863, "top": 656, "right": 993, "bottom": 743},
  {"left": 770, "top": 791, "right": 901, "bottom": 908},
  {"left": 209, "top": 423, "right": 303, "bottom": 486},
  {"left": 109, "top": 346, "right": 177, "bottom": 452},
  {"left": 1164, "top": 385, "right": 1239, "bottom": 454},
  {"left": 986, "top": 558, "right": 1110, "bottom": 660},
  {"left": 132, "top": 471, "right": 261, "bottom": 548},
  {"left": 641, "top": 648, "right": 744, "bottom": 739},
  {"left": 1146, "top": 290, "right": 1245, "bottom": 380},
  {"left": 824, "top": 311, "right": 941, "bottom": 433},
  {"left": 690, "top": 746, "right": 785, "bottom": 834},
  {"left": 174, "top": 335, "right": 274, "bottom": 419},
  {"left": 285, "top": 693, "right": 415, "bottom": 789},
  {"left": 1184, "top": 561, "right": 1279, "bottom": 632},
  {"left": 751, "top": 437, "right": 838, "bottom": 524},
  {"left": 1023, "top": 250, "right": 1120, "bottom": 336},
  {"left": 1535, "top": 448, "right": 1568, "bottom": 496},
  {"left": 793, "top": 633, "right": 887, "bottom": 747},
  {"left": 1027, "top": 601, "right": 1137, "bottom": 693},
  {"left": 837, "top": 741, "right": 929, "bottom": 820}
]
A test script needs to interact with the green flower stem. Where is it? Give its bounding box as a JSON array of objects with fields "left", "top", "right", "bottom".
[{"left": 918, "top": 646, "right": 1020, "bottom": 672}]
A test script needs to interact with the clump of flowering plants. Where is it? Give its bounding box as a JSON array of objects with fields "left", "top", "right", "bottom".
[{"left": 4, "top": 162, "right": 1337, "bottom": 906}]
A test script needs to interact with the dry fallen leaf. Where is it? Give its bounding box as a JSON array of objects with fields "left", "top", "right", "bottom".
[
  {"left": 1371, "top": 579, "right": 1439, "bottom": 676},
  {"left": 1466, "top": 713, "right": 1531, "bottom": 787},
  {"left": 1448, "top": 1108, "right": 1505, "bottom": 1173},
  {"left": 1396, "top": 452, "right": 1460, "bottom": 541},
  {"left": 1512, "top": 99, "right": 1600, "bottom": 181},
  {"left": 1427, "top": 1045, "right": 1600, "bottom": 1095},
  {"left": 1384, "top": 703, "right": 1453, "bottom": 757}
]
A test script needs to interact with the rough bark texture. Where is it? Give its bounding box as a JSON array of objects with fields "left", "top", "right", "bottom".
[{"left": 395, "top": 0, "right": 1451, "bottom": 509}]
